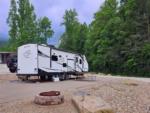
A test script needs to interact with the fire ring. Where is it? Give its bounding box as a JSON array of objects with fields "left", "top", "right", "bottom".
[
  {"left": 40, "top": 91, "right": 60, "bottom": 96},
  {"left": 34, "top": 91, "right": 64, "bottom": 105}
]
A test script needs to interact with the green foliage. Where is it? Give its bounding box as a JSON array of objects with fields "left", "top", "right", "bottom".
[
  {"left": 6, "top": 0, "right": 53, "bottom": 51},
  {"left": 17, "top": 0, "right": 37, "bottom": 45},
  {"left": 4, "top": 0, "right": 150, "bottom": 77},
  {"left": 36, "top": 17, "right": 54, "bottom": 44},
  {"left": 59, "top": 9, "right": 89, "bottom": 54},
  {"left": 59, "top": 0, "right": 150, "bottom": 77},
  {"left": 7, "top": 0, "right": 18, "bottom": 41},
  {"left": 59, "top": 9, "right": 79, "bottom": 51}
]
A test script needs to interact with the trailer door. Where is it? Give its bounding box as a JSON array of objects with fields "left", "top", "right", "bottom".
[
  {"left": 67, "top": 59, "right": 75, "bottom": 72},
  {"left": 17, "top": 44, "right": 38, "bottom": 74},
  {"left": 75, "top": 55, "right": 83, "bottom": 72}
]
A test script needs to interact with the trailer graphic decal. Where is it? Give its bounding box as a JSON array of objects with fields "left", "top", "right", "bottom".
[{"left": 38, "top": 50, "right": 50, "bottom": 58}]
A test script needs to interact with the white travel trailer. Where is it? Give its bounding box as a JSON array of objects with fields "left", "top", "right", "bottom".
[{"left": 17, "top": 44, "right": 88, "bottom": 80}]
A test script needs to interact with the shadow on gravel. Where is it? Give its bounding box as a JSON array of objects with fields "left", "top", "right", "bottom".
[{"left": 9, "top": 79, "right": 54, "bottom": 84}]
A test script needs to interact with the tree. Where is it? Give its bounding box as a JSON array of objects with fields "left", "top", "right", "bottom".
[
  {"left": 59, "top": 9, "right": 80, "bottom": 51},
  {"left": 37, "top": 17, "right": 54, "bottom": 44},
  {"left": 87, "top": 0, "right": 119, "bottom": 72},
  {"left": 118, "top": 0, "right": 150, "bottom": 76},
  {"left": 6, "top": 0, "right": 54, "bottom": 51},
  {"left": 6, "top": 0, "right": 149, "bottom": 76},
  {"left": 59, "top": 9, "right": 89, "bottom": 54},
  {"left": 74, "top": 23, "right": 89, "bottom": 54},
  {"left": 7, "top": 0, "right": 18, "bottom": 48},
  {"left": 17, "top": 0, "right": 37, "bottom": 45},
  {"left": 59, "top": 0, "right": 150, "bottom": 76}
]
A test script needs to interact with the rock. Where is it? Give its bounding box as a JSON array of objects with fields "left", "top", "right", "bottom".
[
  {"left": 72, "top": 95, "right": 114, "bottom": 113},
  {"left": 123, "top": 79, "right": 138, "bottom": 86}
]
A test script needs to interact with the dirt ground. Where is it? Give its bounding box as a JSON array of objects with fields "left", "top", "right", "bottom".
[{"left": 0, "top": 72, "right": 150, "bottom": 113}]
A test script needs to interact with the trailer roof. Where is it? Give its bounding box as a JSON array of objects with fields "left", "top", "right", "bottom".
[
  {"left": 19, "top": 44, "right": 84, "bottom": 56},
  {"left": 40, "top": 44, "right": 83, "bottom": 56}
]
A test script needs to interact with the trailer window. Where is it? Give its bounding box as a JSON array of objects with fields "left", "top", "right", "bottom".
[
  {"left": 79, "top": 59, "right": 82, "bottom": 64},
  {"left": 76, "top": 57, "right": 78, "bottom": 62},
  {"left": 52, "top": 55, "right": 58, "bottom": 61},
  {"left": 63, "top": 63, "right": 67, "bottom": 67}
]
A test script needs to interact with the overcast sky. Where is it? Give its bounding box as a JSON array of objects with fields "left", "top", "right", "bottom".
[{"left": 0, "top": 0, "right": 105, "bottom": 45}]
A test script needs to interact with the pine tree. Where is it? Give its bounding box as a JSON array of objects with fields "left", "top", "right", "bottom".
[
  {"left": 7, "top": 0, "right": 54, "bottom": 49},
  {"left": 75, "top": 23, "right": 89, "bottom": 54},
  {"left": 37, "top": 17, "right": 54, "bottom": 44},
  {"left": 7, "top": 0, "right": 18, "bottom": 41},
  {"left": 59, "top": 9, "right": 89, "bottom": 54},
  {"left": 17, "top": 0, "right": 37, "bottom": 45},
  {"left": 87, "top": 0, "right": 119, "bottom": 72},
  {"left": 59, "top": 9, "right": 80, "bottom": 51}
]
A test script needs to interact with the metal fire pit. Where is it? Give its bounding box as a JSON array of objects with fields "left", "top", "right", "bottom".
[{"left": 34, "top": 91, "right": 64, "bottom": 105}]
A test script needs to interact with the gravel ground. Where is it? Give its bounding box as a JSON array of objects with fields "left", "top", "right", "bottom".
[
  {"left": 0, "top": 71, "right": 150, "bottom": 113},
  {"left": 0, "top": 64, "right": 10, "bottom": 75},
  {"left": 0, "top": 74, "right": 96, "bottom": 113},
  {"left": 77, "top": 75, "right": 150, "bottom": 113}
]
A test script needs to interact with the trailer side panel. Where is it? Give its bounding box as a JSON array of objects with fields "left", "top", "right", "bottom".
[{"left": 17, "top": 44, "right": 38, "bottom": 74}]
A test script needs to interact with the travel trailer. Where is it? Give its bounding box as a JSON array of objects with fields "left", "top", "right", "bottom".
[{"left": 17, "top": 44, "right": 88, "bottom": 80}]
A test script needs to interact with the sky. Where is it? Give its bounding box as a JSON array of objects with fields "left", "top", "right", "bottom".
[{"left": 0, "top": 0, "right": 105, "bottom": 45}]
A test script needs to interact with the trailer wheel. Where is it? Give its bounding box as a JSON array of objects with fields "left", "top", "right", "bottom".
[
  {"left": 40, "top": 76, "right": 46, "bottom": 81},
  {"left": 18, "top": 76, "right": 29, "bottom": 81},
  {"left": 65, "top": 74, "right": 70, "bottom": 80},
  {"left": 59, "top": 74, "right": 65, "bottom": 81},
  {"left": 9, "top": 68, "right": 16, "bottom": 73},
  {"left": 48, "top": 76, "right": 52, "bottom": 81}
]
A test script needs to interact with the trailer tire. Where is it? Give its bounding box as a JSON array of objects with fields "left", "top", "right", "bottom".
[
  {"left": 18, "top": 76, "right": 29, "bottom": 81},
  {"left": 40, "top": 76, "right": 46, "bottom": 81},
  {"left": 59, "top": 74, "right": 65, "bottom": 81},
  {"left": 65, "top": 74, "right": 70, "bottom": 80},
  {"left": 9, "top": 68, "right": 16, "bottom": 73}
]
